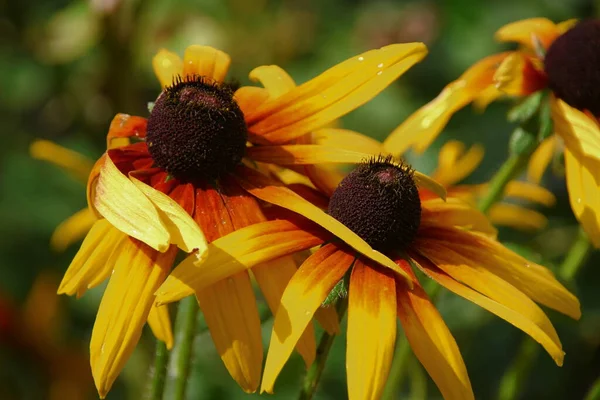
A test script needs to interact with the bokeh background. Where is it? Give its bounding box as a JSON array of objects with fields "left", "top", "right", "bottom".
[{"left": 2, "top": 0, "right": 600, "bottom": 399}]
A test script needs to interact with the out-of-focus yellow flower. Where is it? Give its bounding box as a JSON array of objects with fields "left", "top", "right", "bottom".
[
  {"left": 156, "top": 156, "right": 579, "bottom": 400},
  {"left": 384, "top": 18, "right": 600, "bottom": 247},
  {"left": 62, "top": 41, "right": 428, "bottom": 397}
]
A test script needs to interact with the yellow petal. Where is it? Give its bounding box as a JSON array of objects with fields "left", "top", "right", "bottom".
[
  {"left": 416, "top": 243, "right": 564, "bottom": 365},
  {"left": 414, "top": 171, "right": 447, "bottom": 200},
  {"left": 246, "top": 43, "right": 428, "bottom": 144},
  {"left": 488, "top": 203, "right": 548, "bottom": 231},
  {"left": 433, "top": 141, "right": 484, "bottom": 187},
  {"left": 197, "top": 272, "right": 263, "bottom": 392},
  {"left": 552, "top": 96, "right": 600, "bottom": 160},
  {"left": 249, "top": 65, "right": 296, "bottom": 99},
  {"left": 30, "top": 139, "right": 93, "bottom": 183},
  {"left": 93, "top": 155, "right": 170, "bottom": 252},
  {"left": 50, "top": 208, "right": 97, "bottom": 252},
  {"left": 527, "top": 135, "right": 557, "bottom": 183},
  {"left": 384, "top": 53, "right": 508, "bottom": 155},
  {"left": 58, "top": 220, "right": 125, "bottom": 296},
  {"left": 182, "top": 45, "right": 231, "bottom": 83},
  {"left": 246, "top": 144, "right": 372, "bottom": 165},
  {"left": 130, "top": 176, "right": 208, "bottom": 255},
  {"left": 564, "top": 148, "right": 600, "bottom": 248},
  {"left": 556, "top": 19, "right": 578, "bottom": 34},
  {"left": 395, "top": 260, "right": 474, "bottom": 400},
  {"left": 311, "top": 128, "right": 383, "bottom": 155},
  {"left": 346, "top": 259, "right": 397, "bottom": 400},
  {"left": 494, "top": 18, "right": 560, "bottom": 50},
  {"left": 493, "top": 53, "right": 547, "bottom": 97},
  {"left": 261, "top": 244, "right": 354, "bottom": 393},
  {"left": 421, "top": 198, "right": 497, "bottom": 237},
  {"left": 90, "top": 240, "right": 176, "bottom": 398},
  {"left": 235, "top": 166, "right": 413, "bottom": 286},
  {"left": 155, "top": 219, "right": 325, "bottom": 304},
  {"left": 314, "top": 306, "right": 340, "bottom": 335},
  {"left": 147, "top": 304, "right": 173, "bottom": 350},
  {"left": 153, "top": 49, "right": 183, "bottom": 88},
  {"left": 252, "top": 256, "right": 316, "bottom": 368},
  {"left": 503, "top": 180, "right": 556, "bottom": 207}
]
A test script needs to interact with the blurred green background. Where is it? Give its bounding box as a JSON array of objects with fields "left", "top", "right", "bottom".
[{"left": 2, "top": 0, "right": 600, "bottom": 399}]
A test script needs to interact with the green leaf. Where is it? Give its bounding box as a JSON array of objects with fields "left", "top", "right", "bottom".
[{"left": 507, "top": 92, "right": 543, "bottom": 123}]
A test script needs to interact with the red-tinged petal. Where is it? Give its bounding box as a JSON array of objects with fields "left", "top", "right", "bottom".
[
  {"left": 245, "top": 43, "right": 428, "bottom": 145},
  {"left": 527, "top": 136, "right": 557, "bottom": 183},
  {"left": 155, "top": 220, "right": 326, "bottom": 304},
  {"left": 182, "top": 45, "right": 231, "bottom": 83},
  {"left": 249, "top": 65, "right": 296, "bottom": 99},
  {"left": 412, "top": 253, "right": 565, "bottom": 365},
  {"left": 261, "top": 244, "right": 354, "bottom": 393},
  {"left": 494, "top": 53, "right": 547, "bottom": 96},
  {"left": 246, "top": 144, "right": 373, "bottom": 165},
  {"left": 346, "top": 259, "right": 397, "bottom": 400},
  {"left": 494, "top": 18, "right": 560, "bottom": 50},
  {"left": 564, "top": 148, "right": 600, "bottom": 247},
  {"left": 420, "top": 198, "right": 497, "bottom": 237},
  {"left": 552, "top": 96, "right": 600, "bottom": 160},
  {"left": 415, "top": 243, "right": 564, "bottom": 365},
  {"left": 90, "top": 240, "right": 176, "bottom": 398},
  {"left": 384, "top": 53, "right": 509, "bottom": 155},
  {"left": 147, "top": 304, "right": 173, "bottom": 350},
  {"left": 106, "top": 113, "right": 147, "bottom": 149},
  {"left": 153, "top": 49, "right": 183, "bottom": 88},
  {"left": 197, "top": 272, "right": 263, "bottom": 392},
  {"left": 234, "top": 165, "right": 413, "bottom": 285},
  {"left": 394, "top": 259, "right": 474, "bottom": 400}
]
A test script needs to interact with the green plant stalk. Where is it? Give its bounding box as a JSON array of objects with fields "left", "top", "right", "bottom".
[
  {"left": 147, "top": 340, "right": 169, "bottom": 400},
  {"left": 584, "top": 375, "right": 600, "bottom": 400},
  {"left": 559, "top": 227, "right": 592, "bottom": 281},
  {"left": 163, "top": 296, "right": 199, "bottom": 400},
  {"left": 298, "top": 299, "right": 348, "bottom": 400},
  {"left": 477, "top": 154, "right": 529, "bottom": 214}
]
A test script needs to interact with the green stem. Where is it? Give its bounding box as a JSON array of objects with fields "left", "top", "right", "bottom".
[
  {"left": 584, "top": 375, "right": 600, "bottom": 400},
  {"left": 478, "top": 154, "right": 529, "bottom": 214},
  {"left": 147, "top": 340, "right": 169, "bottom": 400},
  {"left": 162, "top": 296, "right": 199, "bottom": 400},
  {"left": 559, "top": 227, "right": 592, "bottom": 281},
  {"left": 298, "top": 299, "right": 348, "bottom": 400}
]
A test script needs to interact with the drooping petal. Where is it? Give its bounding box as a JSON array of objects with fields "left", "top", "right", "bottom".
[
  {"left": 395, "top": 259, "right": 474, "bottom": 400},
  {"left": 383, "top": 53, "right": 509, "bottom": 155},
  {"left": 197, "top": 272, "right": 263, "bottom": 392},
  {"left": 418, "top": 226, "right": 581, "bottom": 319},
  {"left": 246, "top": 144, "right": 372, "bottom": 165},
  {"left": 249, "top": 65, "right": 296, "bottom": 99},
  {"left": 262, "top": 244, "right": 354, "bottom": 393},
  {"left": 414, "top": 243, "right": 564, "bottom": 365},
  {"left": 346, "top": 259, "right": 397, "bottom": 400},
  {"left": 30, "top": 139, "right": 93, "bottom": 183},
  {"left": 234, "top": 165, "right": 413, "bottom": 285},
  {"left": 182, "top": 45, "right": 231, "bottom": 83},
  {"left": 420, "top": 198, "right": 497, "bottom": 237},
  {"left": 564, "top": 148, "right": 600, "bottom": 247},
  {"left": 153, "top": 49, "right": 183, "bottom": 88},
  {"left": 488, "top": 203, "right": 548, "bottom": 231},
  {"left": 58, "top": 220, "right": 125, "bottom": 296},
  {"left": 552, "top": 96, "right": 600, "bottom": 160},
  {"left": 155, "top": 219, "right": 326, "bottom": 304},
  {"left": 527, "top": 135, "right": 557, "bottom": 183},
  {"left": 245, "top": 43, "right": 428, "bottom": 144},
  {"left": 494, "top": 18, "right": 560, "bottom": 50},
  {"left": 90, "top": 240, "right": 176, "bottom": 398},
  {"left": 413, "top": 171, "right": 447, "bottom": 200},
  {"left": 503, "top": 180, "right": 556, "bottom": 207},
  {"left": 432, "top": 141, "right": 484, "bottom": 187},
  {"left": 493, "top": 53, "right": 547, "bottom": 96},
  {"left": 147, "top": 304, "right": 173, "bottom": 349},
  {"left": 50, "top": 208, "right": 97, "bottom": 252}
]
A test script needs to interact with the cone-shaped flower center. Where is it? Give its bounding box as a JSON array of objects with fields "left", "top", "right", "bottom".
[
  {"left": 328, "top": 157, "right": 421, "bottom": 253},
  {"left": 544, "top": 19, "right": 600, "bottom": 116},
  {"left": 146, "top": 76, "right": 248, "bottom": 182}
]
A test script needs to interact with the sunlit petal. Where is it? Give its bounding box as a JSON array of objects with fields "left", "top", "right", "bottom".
[
  {"left": 249, "top": 65, "right": 296, "bottom": 99},
  {"left": 420, "top": 198, "right": 497, "bottom": 236},
  {"left": 147, "top": 304, "right": 173, "bottom": 350},
  {"left": 494, "top": 18, "right": 560, "bottom": 50},
  {"left": 182, "top": 45, "right": 231, "bottom": 82},
  {"left": 552, "top": 96, "right": 600, "bottom": 160},
  {"left": 153, "top": 49, "right": 183, "bottom": 88},
  {"left": 494, "top": 53, "right": 547, "bottom": 96},
  {"left": 246, "top": 144, "right": 372, "bottom": 165}
]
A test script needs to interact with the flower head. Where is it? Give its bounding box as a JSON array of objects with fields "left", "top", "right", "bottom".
[
  {"left": 156, "top": 157, "right": 579, "bottom": 400},
  {"left": 62, "top": 42, "right": 428, "bottom": 397}
]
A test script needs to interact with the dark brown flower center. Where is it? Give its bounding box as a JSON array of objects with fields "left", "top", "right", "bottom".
[
  {"left": 327, "top": 157, "right": 421, "bottom": 253},
  {"left": 544, "top": 19, "right": 600, "bottom": 116},
  {"left": 146, "top": 76, "right": 247, "bottom": 183}
]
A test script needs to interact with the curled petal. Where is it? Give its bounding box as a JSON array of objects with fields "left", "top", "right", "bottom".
[
  {"left": 50, "top": 208, "right": 97, "bottom": 252},
  {"left": 433, "top": 141, "right": 484, "bottom": 187},
  {"left": 503, "top": 181, "right": 556, "bottom": 207},
  {"left": 494, "top": 18, "right": 560, "bottom": 50},
  {"left": 249, "top": 65, "right": 296, "bottom": 99},
  {"left": 106, "top": 113, "right": 147, "bottom": 149},
  {"left": 153, "top": 49, "right": 183, "bottom": 88},
  {"left": 494, "top": 53, "right": 547, "bottom": 96},
  {"left": 30, "top": 139, "right": 93, "bottom": 183}
]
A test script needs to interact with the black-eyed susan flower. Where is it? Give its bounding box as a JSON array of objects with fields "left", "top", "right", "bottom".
[
  {"left": 62, "top": 42, "right": 428, "bottom": 397},
  {"left": 428, "top": 140, "right": 556, "bottom": 231},
  {"left": 383, "top": 17, "right": 600, "bottom": 247},
  {"left": 156, "top": 157, "right": 580, "bottom": 400}
]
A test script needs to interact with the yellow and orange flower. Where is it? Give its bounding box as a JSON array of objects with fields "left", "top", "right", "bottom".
[
  {"left": 62, "top": 42, "right": 428, "bottom": 397},
  {"left": 156, "top": 157, "right": 579, "bottom": 400},
  {"left": 383, "top": 18, "right": 600, "bottom": 247}
]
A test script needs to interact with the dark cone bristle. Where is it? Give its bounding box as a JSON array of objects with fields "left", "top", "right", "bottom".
[
  {"left": 327, "top": 156, "right": 421, "bottom": 253},
  {"left": 146, "top": 76, "right": 248, "bottom": 183}
]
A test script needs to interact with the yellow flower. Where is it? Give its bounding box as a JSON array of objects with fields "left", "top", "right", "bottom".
[
  {"left": 430, "top": 140, "right": 556, "bottom": 231},
  {"left": 156, "top": 157, "right": 579, "bottom": 400},
  {"left": 383, "top": 18, "right": 600, "bottom": 247},
  {"left": 62, "top": 43, "right": 427, "bottom": 397}
]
